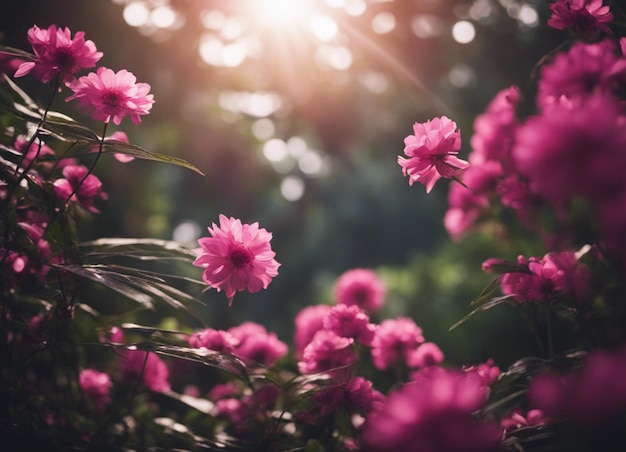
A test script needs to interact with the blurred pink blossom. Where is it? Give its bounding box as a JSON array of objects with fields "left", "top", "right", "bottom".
[
  {"left": 334, "top": 268, "right": 386, "bottom": 313},
  {"left": 119, "top": 350, "right": 170, "bottom": 393},
  {"left": 361, "top": 367, "right": 500, "bottom": 451},
  {"left": 53, "top": 164, "right": 108, "bottom": 213},
  {"left": 323, "top": 303, "right": 376, "bottom": 346},
  {"left": 547, "top": 0, "right": 613, "bottom": 38},
  {"left": 294, "top": 304, "right": 332, "bottom": 358},
  {"left": 371, "top": 317, "right": 425, "bottom": 371},
  {"left": 79, "top": 369, "right": 112, "bottom": 412}
]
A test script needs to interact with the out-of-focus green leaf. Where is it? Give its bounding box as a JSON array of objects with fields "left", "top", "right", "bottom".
[
  {"left": 129, "top": 341, "right": 251, "bottom": 384},
  {"left": 78, "top": 237, "right": 199, "bottom": 262},
  {"left": 450, "top": 295, "right": 515, "bottom": 331}
]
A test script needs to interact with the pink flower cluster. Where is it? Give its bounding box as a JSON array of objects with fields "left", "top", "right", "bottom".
[
  {"left": 361, "top": 367, "right": 501, "bottom": 452},
  {"left": 529, "top": 347, "right": 626, "bottom": 425},
  {"left": 15, "top": 24, "right": 154, "bottom": 126},
  {"left": 486, "top": 250, "right": 591, "bottom": 303},
  {"left": 189, "top": 321, "right": 288, "bottom": 367}
]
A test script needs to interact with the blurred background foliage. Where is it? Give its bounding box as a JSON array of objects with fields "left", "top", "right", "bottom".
[{"left": 0, "top": 0, "right": 563, "bottom": 368}]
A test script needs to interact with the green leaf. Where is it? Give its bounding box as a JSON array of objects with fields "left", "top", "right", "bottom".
[
  {"left": 449, "top": 294, "right": 515, "bottom": 331},
  {"left": 78, "top": 237, "right": 199, "bottom": 262}
]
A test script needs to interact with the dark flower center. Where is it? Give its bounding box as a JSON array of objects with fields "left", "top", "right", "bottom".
[
  {"left": 53, "top": 48, "right": 75, "bottom": 72},
  {"left": 101, "top": 89, "right": 124, "bottom": 108},
  {"left": 230, "top": 246, "right": 253, "bottom": 268}
]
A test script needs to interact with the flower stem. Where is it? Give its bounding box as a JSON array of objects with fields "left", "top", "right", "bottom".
[{"left": 46, "top": 122, "right": 108, "bottom": 233}]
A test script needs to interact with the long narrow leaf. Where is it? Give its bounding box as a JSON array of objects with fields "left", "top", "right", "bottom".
[{"left": 449, "top": 294, "right": 515, "bottom": 331}]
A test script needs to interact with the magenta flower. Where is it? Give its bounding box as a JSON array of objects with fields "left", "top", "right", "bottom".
[
  {"left": 361, "top": 367, "right": 500, "bottom": 452},
  {"left": 470, "top": 86, "right": 520, "bottom": 167},
  {"left": 66, "top": 67, "right": 154, "bottom": 125},
  {"left": 15, "top": 25, "right": 102, "bottom": 84},
  {"left": 323, "top": 304, "right": 376, "bottom": 346},
  {"left": 514, "top": 92, "right": 626, "bottom": 208},
  {"left": 188, "top": 328, "right": 239, "bottom": 353},
  {"left": 119, "top": 350, "right": 171, "bottom": 393},
  {"left": 371, "top": 317, "right": 425, "bottom": 371},
  {"left": 407, "top": 342, "right": 445, "bottom": 368},
  {"left": 500, "top": 251, "right": 591, "bottom": 303},
  {"left": 52, "top": 164, "right": 108, "bottom": 213},
  {"left": 232, "top": 331, "right": 288, "bottom": 367},
  {"left": 294, "top": 304, "right": 332, "bottom": 358},
  {"left": 14, "top": 135, "right": 55, "bottom": 168},
  {"left": 398, "top": 116, "right": 469, "bottom": 193},
  {"left": 334, "top": 268, "right": 386, "bottom": 313},
  {"left": 297, "top": 330, "right": 357, "bottom": 379},
  {"left": 305, "top": 377, "right": 385, "bottom": 420},
  {"left": 193, "top": 215, "right": 280, "bottom": 305},
  {"left": 528, "top": 347, "right": 626, "bottom": 425},
  {"left": 547, "top": 0, "right": 613, "bottom": 39},
  {"left": 79, "top": 369, "right": 112, "bottom": 412},
  {"left": 536, "top": 40, "right": 626, "bottom": 110},
  {"left": 106, "top": 131, "right": 135, "bottom": 163}
]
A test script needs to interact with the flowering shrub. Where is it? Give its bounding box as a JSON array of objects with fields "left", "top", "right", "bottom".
[{"left": 2, "top": 1, "right": 626, "bottom": 450}]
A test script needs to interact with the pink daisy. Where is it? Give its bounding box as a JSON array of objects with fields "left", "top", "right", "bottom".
[
  {"left": 15, "top": 25, "right": 103, "bottom": 84},
  {"left": 398, "top": 116, "right": 469, "bottom": 193},
  {"left": 66, "top": 67, "right": 154, "bottom": 125},
  {"left": 547, "top": 0, "right": 613, "bottom": 38},
  {"left": 193, "top": 215, "right": 280, "bottom": 305}
]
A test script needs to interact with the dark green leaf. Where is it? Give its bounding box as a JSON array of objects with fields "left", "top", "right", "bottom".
[
  {"left": 78, "top": 237, "right": 199, "bottom": 262},
  {"left": 450, "top": 295, "right": 515, "bottom": 331}
]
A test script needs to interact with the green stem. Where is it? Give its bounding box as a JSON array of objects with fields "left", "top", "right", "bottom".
[
  {"left": 46, "top": 121, "right": 109, "bottom": 234},
  {"left": 546, "top": 305, "right": 554, "bottom": 360}
]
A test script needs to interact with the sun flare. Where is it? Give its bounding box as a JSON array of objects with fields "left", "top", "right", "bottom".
[{"left": 254, "top": 0, "right": 312, "bottom": 26}]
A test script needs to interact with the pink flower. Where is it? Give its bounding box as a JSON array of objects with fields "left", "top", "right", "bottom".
[
  {"left": 107, "top": 131, "right": 135, "bottom": 162},
  {"left": 193, "top": 215, "right": 280, "bottom": 305},
  {"left": 514, "top": 92, "right": 626, "bottom": 208},
  {"left": 398, "top": 116, "right": 469, "bottom": 193},
  {"left": 444, "top": 161, "right": 502, "bottom": 240},
  {"left": 305, "top": 377, "right": 385, "bottom": 420},
  {"left": 371, "top": 317, "right": 425, "bottom": 371},
  {"left": 462, "top": 358, "right": 501, "bottom": 387},
  {"left": 15, "top": 25, "right": 102, "bottom": 84},
  {"left": 66, "top": 67, "right": 154, "bottom": 125},
  {"left": 536, "top": 40, "right": 626, "bottom": 110},
  {"left": 469, "top": 86, "right": 520, "bottom": 167},
  {"left": 228, "top": 321, "right": 267, "bottom": 343},
  {"left": 79, "top": 369, "right": 112, "bottom": 412},
  {"left": 53, "top": 164, "right": 108, "bottom": 213},
  {"left": 14, "top": 135, "right": 55, "bottom": 168},
  {"left": 500, "top": 409, "right": 547, "bottom": 433},
  {"left": 528, "top": 347, "right": 626, "bottom": 425},
  {"left": 547, "top": 0, "right": 613, "bottom": 39},
  {"left": 297, "top": 330, "right": 357, "bottom": 379},
  {"left": 361, "top": 367, "right": 500, "bottom": 452},
  {"left": 188, "top": 328, "right": 239, "bottom": 353},
  {"left": 232, "top": 331, "right": 288, "bottom": 367},
  {"left": 407, "top": 342, "right": 445, "bottom": 368},
  {"left": 334, "top": 268, "right": 386, "bottom": 313},
  {"left": 500, "top": 251, "right": 591, "bottom": 303},
  {"left": 119, "top": 350, "right": 171, "bottom": 393},
  {"left": 323, "top": 304, "right": 376, "bottom": 346},
  {"left": 294, "top": 304, "right": 332, "bottom": 358}
]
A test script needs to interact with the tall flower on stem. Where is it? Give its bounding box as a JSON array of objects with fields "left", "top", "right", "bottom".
[
  {"left": 193, "top": 215, "right": 280, "bottom": 305},
  {"left": 398, "top": 116, "right": 469, "bottom": 193},
  {"left": 14, "top": 25, "right": 103, "bottom": 84},
  {"left": 66, "top": 67, "right": 154, "bottom": 125}
]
